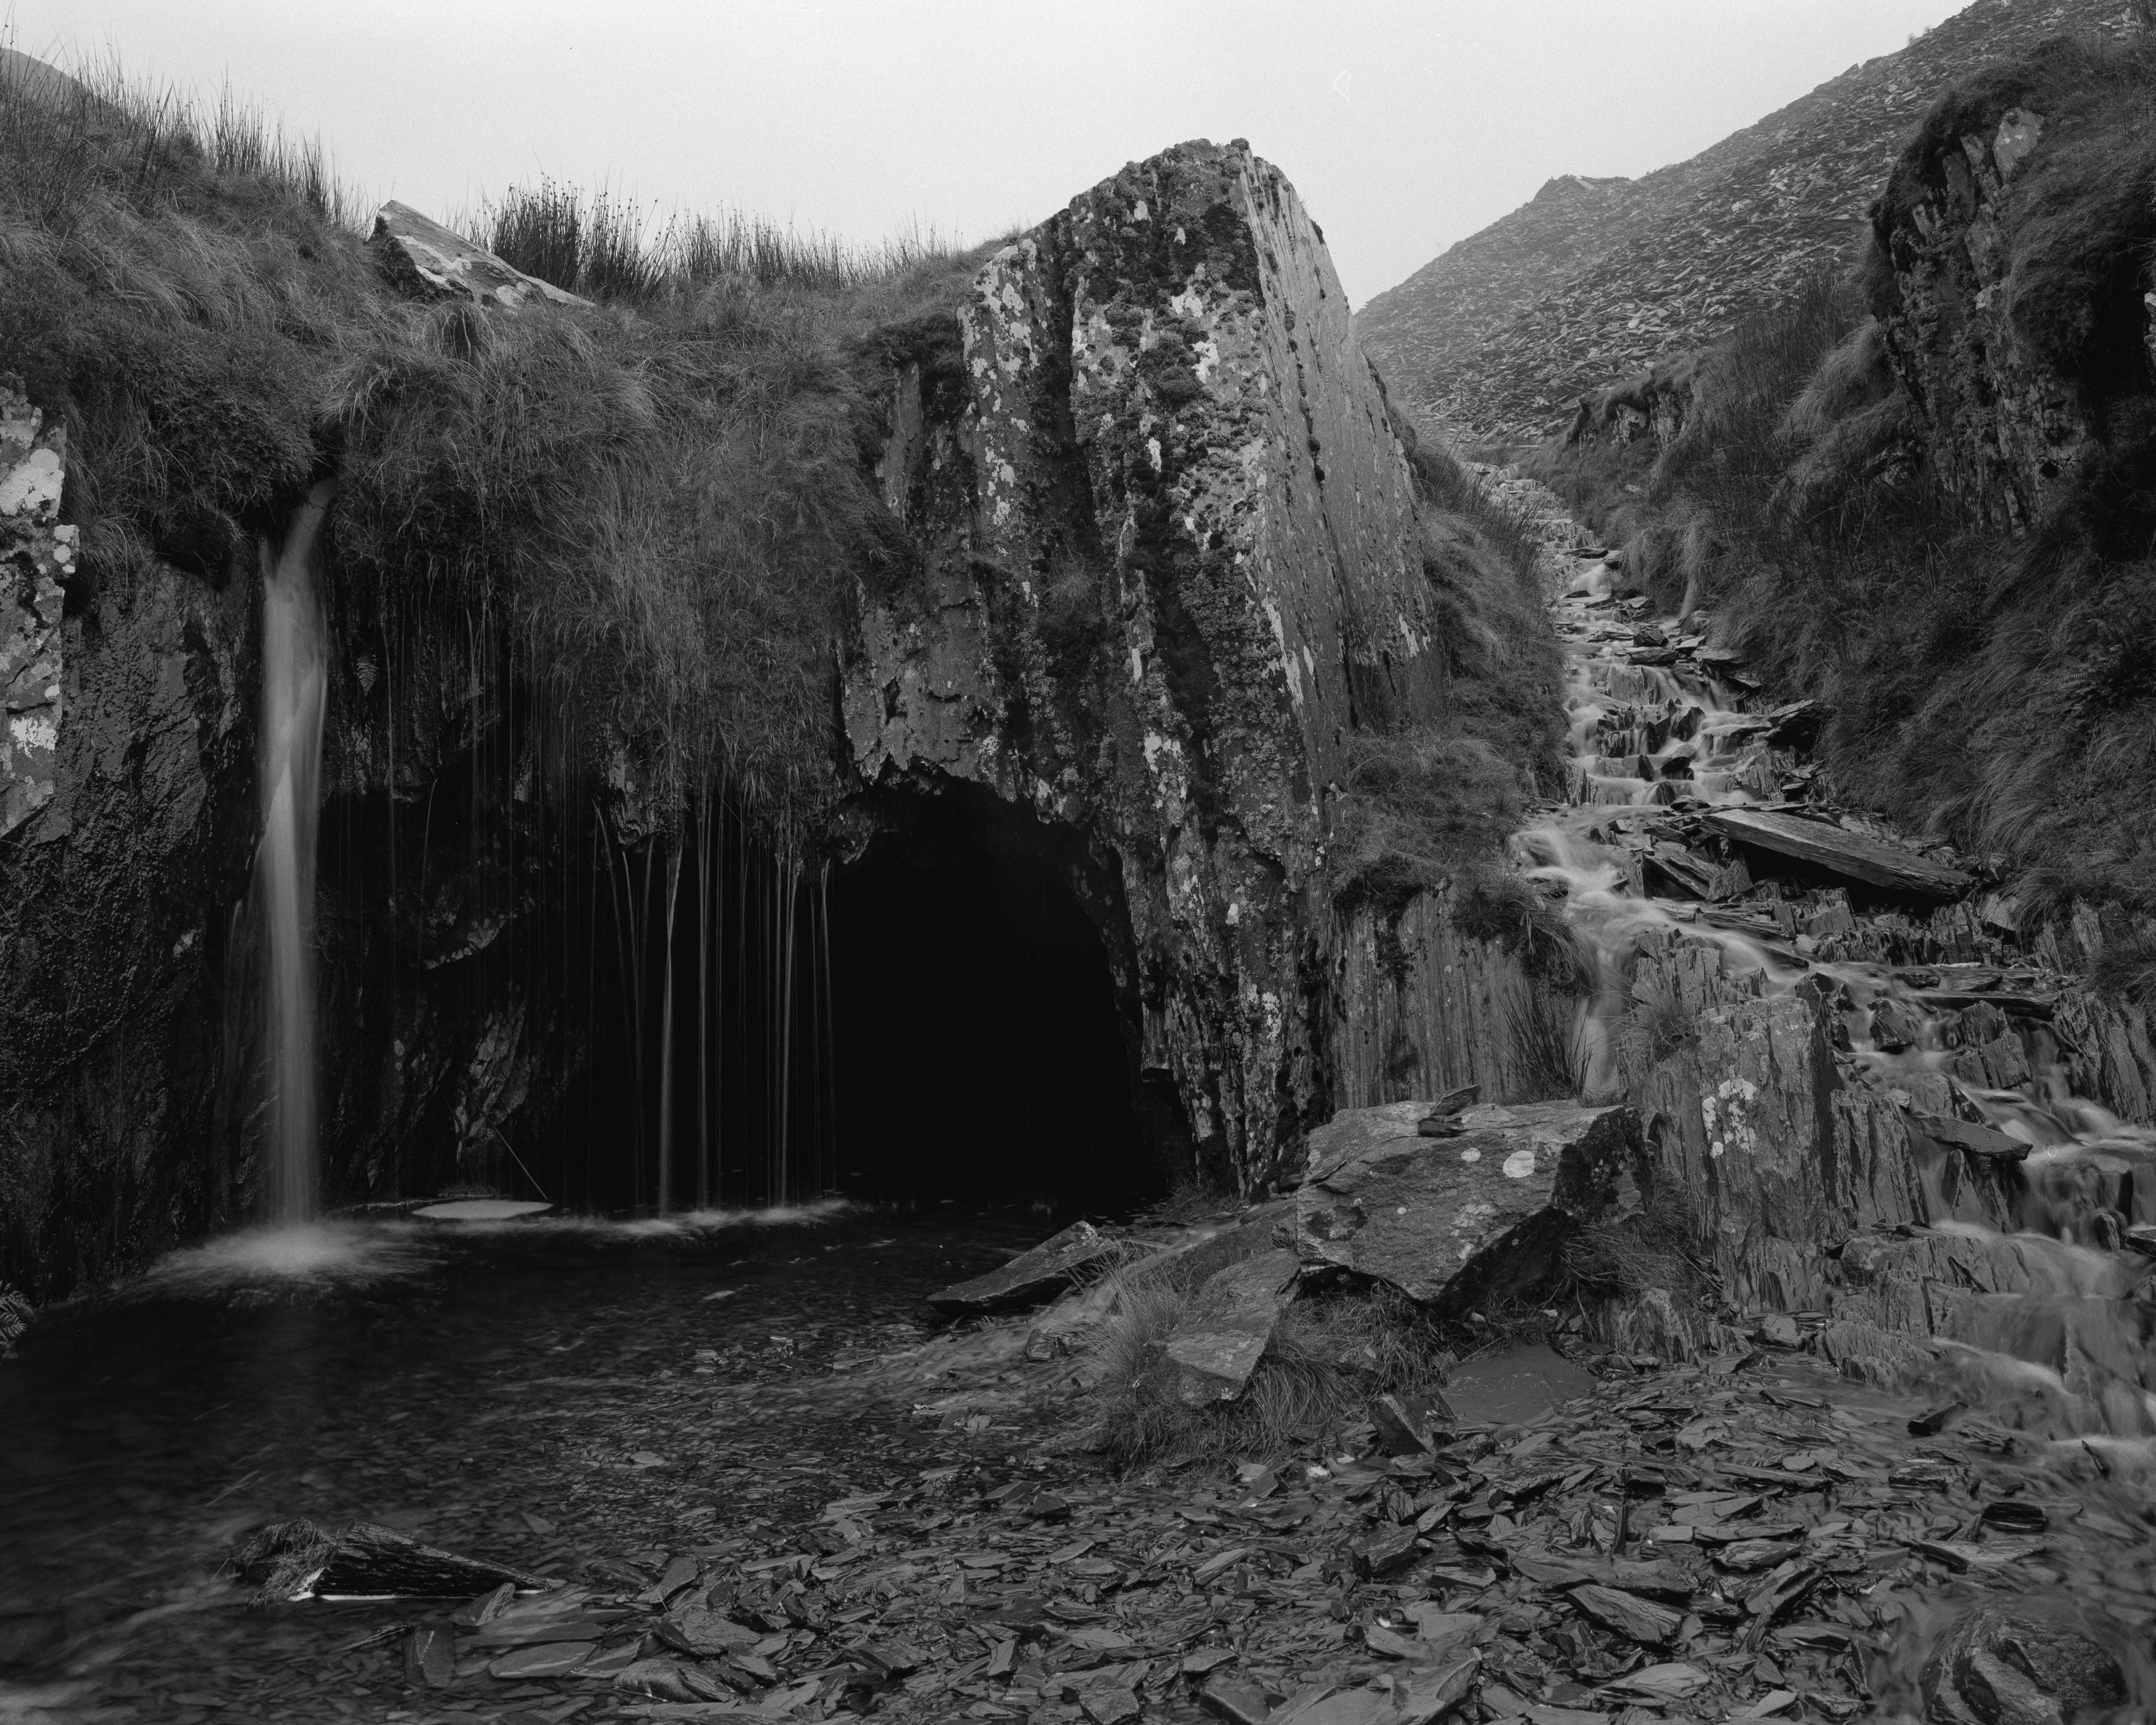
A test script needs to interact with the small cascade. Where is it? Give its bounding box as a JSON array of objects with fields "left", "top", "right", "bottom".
[
  {"left": 1479, "top": 466, "right": 2156, "bottom": 1435},
  {"left": 254, "top": 479, "right": 336, "bottom": 1225}
]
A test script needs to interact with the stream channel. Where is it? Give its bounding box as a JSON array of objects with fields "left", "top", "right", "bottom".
[{"left": 2, "top": 473, "right": 2154, "bottom": 1725}]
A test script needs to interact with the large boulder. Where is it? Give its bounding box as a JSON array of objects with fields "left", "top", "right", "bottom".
[
  {"left": 1292, "top": 1101, "right": 1642, "bottom": 1311},
  {"left": 842, "top": 139, "right": 1448, "bottom": 1187}
]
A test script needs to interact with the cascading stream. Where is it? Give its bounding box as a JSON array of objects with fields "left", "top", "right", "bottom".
[
  {"left": 1481, "top": 465, "right": 2155, "bottom": 1435},
  {"left": 256, "top": 479, "right": 336, "bottom": 1226}
]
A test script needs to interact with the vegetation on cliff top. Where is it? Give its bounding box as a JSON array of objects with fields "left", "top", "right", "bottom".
[
  {"left": 1527, "top": 25, "right": 2156, "bottom": 930},
  {"left": 0, "top": 54, "right": 984, "bottom": 836}
]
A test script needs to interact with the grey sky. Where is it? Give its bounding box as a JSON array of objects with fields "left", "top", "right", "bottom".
[{"left": 15, "top": 0, "right": 1970, "bottom": 305}]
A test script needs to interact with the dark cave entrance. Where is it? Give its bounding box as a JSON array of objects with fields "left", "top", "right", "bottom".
[{"left": 828, "top": 793, "right": 1160, "bottom": 1210}]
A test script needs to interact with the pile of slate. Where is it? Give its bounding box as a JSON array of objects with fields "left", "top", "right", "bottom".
[{"left": 332, "top": 1339, "right": 2150, "bottom": 1724}]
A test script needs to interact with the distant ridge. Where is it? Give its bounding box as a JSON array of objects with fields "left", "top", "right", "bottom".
[{"left": 1356, "top": 0, "right": 2130, "bottom": 443}]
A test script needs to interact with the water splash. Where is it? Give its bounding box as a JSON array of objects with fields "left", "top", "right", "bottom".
[
  {"left": 137, "top": 1221, "right": 434, "bottom": 1297},
  {"left": 255, "top": 480, "right": 336, "bottom": 1225}
]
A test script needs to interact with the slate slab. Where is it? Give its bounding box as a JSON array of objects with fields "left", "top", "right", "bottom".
[
  {"left": 1164, "top": 1248, "right": 1301, "bottom": 1404},
  {"left": 1701, "top": 808, "right": 1969, "bottom": 897},
  {"left": 1294, "top": 1102, "right": 1641, "bottom": 1310},
  {"left": 929, "top": 1221, "right": 1124, "bottom": 1313},
  {"left": 1438, "top": 1343, "right": 1597, "bottom": 1426}
]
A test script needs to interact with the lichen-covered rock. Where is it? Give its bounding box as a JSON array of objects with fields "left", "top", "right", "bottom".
[
  {"left": 844, "top": 140, "right": 1448, "bottom": 1185},
  {"left": 1292, "top": 1100, "right": 1641, "bottom": 1310},
  {"left": 0, "top": 378, "right": 71, "bottom": 837},
  {"left": 371, "top": 202, "right": 590, "bottom": 312},
  {"left": 1639, "top": 985, "right": 1930, "bottom": 1308}
]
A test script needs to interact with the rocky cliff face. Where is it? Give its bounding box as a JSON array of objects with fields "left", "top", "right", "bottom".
[
  {"left": 843, "top": 140, "right": 1452, "bottom": 1186},
  {"left": 1356, "top": 0, "right": 2127, "bottom": 443},
  {"left": 1867, "top": 69, "right": 2152, "bottom": 532},
  {"left": 0, "top": 387, "right": 259, "bottom": 1295}
]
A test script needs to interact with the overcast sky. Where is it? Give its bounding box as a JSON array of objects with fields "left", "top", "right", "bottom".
[{"left": 13, "top": 0, "right": 1970, "bottom": 306}]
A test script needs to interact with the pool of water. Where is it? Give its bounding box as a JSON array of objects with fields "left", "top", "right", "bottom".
[{"left": 0, "top": 1201, "right": 1058, "bottom": 1714}]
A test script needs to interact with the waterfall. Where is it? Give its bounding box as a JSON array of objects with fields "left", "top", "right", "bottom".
[{"left": 255, "top": 479, "right": 336, "bottom": 1225}]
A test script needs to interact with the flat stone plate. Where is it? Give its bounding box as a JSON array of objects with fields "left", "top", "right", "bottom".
[
  {"left": 415, "top": 1199, "right": 554, "bottom": 1221},
  {"left": 1438, "top": 1343, "right": 1597, "bottom": 1427}
]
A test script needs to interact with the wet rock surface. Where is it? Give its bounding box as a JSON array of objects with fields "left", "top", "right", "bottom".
[
  {"left": 5, "top": 1209, "right": 2153, "bottom": 1725},
  {"left": 1294, "top": 1105, "right": 1641, "bottom": 1312},
  {"left": 1460, "top": 463, "right": 2156, "bottom": 1445}
]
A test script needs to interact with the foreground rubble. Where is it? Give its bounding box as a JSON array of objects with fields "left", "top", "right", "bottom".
[
  {"left": 222, "top": 1325, "right": 2156, "bottom": 1724},
  {"left": 3, "top": 1208, "right": 2152, "bottom": 1725}
]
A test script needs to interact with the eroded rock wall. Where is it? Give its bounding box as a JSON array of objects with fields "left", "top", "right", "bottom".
[
  {"left": 1870, "top": 90, "right": 2152, "bottom": 531},
  {"left": 1332, "top": 888, "right": 1549, "bottom": 1112},
  {"left": 0, "top": 460, "right": 257, "bottom": 1297},
  {"left": 844, "top": 140, "right": 1448, "bottom": 1185}
]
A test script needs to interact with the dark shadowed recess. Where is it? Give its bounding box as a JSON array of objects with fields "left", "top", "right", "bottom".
[{"left": 829, "top": 789, "right": 1159, "bottom": 1210}]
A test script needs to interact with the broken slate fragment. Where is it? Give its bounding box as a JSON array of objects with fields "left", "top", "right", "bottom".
[
  {"left": 1701, "top": 807, "right": 1970, "bottom": 897},
  {"left": 1438, "top": 1344, "right": 1597, "bottom": 1426},
  {"left": 489, "top": 1641, "right": 595, "bottom": 1679},
  {"left": 1906, "top": 1112, "right": 2030, "bottom": 1162},
  {"left": 928, "top": 1220, "right": 1125, "bottom": 1313},
  {"left": 1295, "top": 1102, "right": 1641, "bottom": 1309},
  {"left": 1079, "top": 1681, "right": 1141, "bottom": 1724},
  {"left": 404, "top": 1624, "right": 456, "bottom": 1688},
  {"left": 1201, "top": 1674, "right": 1276, "bottom": 1725},
  {"left": 1368, "top": 1390, "right": 1447, "bottom": 1455},
  {"left": 657, "top": 1604, "right": 762, "bottom": 1656},
  {"left": 233, "top": 1519, "right": 553, "bottom": 1603},
  {"left": 1568, "top": 1583, "right": 1684, "bottom": 1644},
  {"left": 1164, "top": 1248, "right": 1301, "bottom": 1404}
]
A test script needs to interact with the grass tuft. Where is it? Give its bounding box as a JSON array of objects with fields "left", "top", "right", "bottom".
[{"left": 1091, "top": 1278, "right": 1455, "bottom": 1471}]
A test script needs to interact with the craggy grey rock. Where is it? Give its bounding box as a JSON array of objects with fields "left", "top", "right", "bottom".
[
  {"left": 371, "top": 202, "right": 591, "bottom": 312},
  {"left": 1638, "top": 983, "right": 1930, "bottom": 1310},
  {"left": 843, "top": 139, "right": 1449, "bottom": 1188},
  {"left": 0, "top": 379, "right": 70, "bottom": 837},
  {"left": 1921, "top": 1603, "right": 2128, "bottom": 1725},
  {"left": 1163, "top": 1246, "right": 1300, "bottom": 1404},
  {"left": 1870, "top": 101, "right": 2089, "bottom": 532},
  {"left": 1292, "top": 1101, "right": 1641, "bottom": 1311},
  {"left": 928, "top": 1220, "right": 1123, "bottom": 1313}
]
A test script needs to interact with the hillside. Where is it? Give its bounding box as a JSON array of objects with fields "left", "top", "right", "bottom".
[{"left": 1356, "top": 0, "right": 2126, "bottom": 442}]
